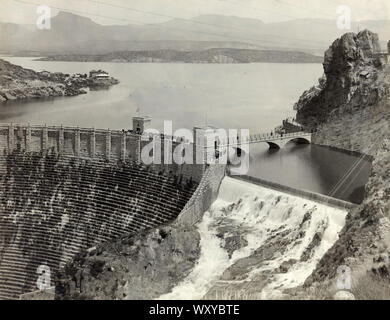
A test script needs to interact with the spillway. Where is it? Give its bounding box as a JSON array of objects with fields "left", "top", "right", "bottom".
[{"left": 159, "top": 176, "right": 347, "bottom": 299}]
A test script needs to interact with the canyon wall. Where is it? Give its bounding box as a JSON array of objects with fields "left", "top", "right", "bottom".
[{"left": 293, "top": 30, "right": 390, "bottom": 290}]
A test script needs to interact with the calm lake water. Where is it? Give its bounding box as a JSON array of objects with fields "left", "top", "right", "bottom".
[{"left": 0, "top": 57, "right": 371, "bottom": 203}]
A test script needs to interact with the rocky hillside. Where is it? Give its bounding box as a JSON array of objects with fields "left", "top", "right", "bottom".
[
  {"left": 0, "top": 59, "right": 118, "bottom": 103},
  {"left": 0, "top": 59, "right": 85, "bottom": 102},
  {"left": 293, "top": 30, "right": 390, "bottom": 298}
]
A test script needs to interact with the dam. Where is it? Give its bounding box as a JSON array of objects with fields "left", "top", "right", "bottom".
[
  {"left": 0, "top": 120, "right": 212, "bottom": 299},
  {"left": 0, "top": 119, "right": 360, "bottom": 300},
  {"left": 0, "top": 122, "right": 204, "bottom": 181}
]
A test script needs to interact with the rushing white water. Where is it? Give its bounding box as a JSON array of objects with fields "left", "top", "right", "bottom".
[{"left": 159, "top": 177, "right": 347, "bottom": 300}]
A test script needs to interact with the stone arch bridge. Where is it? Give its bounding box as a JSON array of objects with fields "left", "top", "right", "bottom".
[
  {"left": 249, "top": 131, "right": 312, "bottom": 149},
  {"left": 222, "top": 131, "right": 312, "bottom": 150}
]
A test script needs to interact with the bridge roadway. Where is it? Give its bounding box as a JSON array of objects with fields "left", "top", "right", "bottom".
[{"left": 221, "top": 131, "right": 312, "bottom": 149}]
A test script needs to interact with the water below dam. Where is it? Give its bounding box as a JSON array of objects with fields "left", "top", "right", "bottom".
[
  {"left": 158, "top": 177, "right": 348, "bottom": 299},
  {"left": 0, "top": 57, "right": 372, "bottom": 203}
]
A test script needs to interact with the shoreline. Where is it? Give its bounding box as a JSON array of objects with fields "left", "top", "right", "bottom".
[
  {"left": 0, "top": 58, "right": 119, "bottom": 104},
  {"left": 30, "top": 48, "right": 323, "bottom": 64}
]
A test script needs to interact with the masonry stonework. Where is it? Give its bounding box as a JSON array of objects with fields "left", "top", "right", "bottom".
[{"left": 0, "top": 123, "right": 207, "bottom": 182}]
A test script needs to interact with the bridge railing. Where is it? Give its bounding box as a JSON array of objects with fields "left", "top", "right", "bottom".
[
  {"left": 248, "top": 130, "right": 310, "bottom": 143},
  {"left": 216, "top": 130, "right": 311, "bottom": 147},
  {"left": 0, "top": 123, "right": 194, "bottom": 142},
  {"left": 0, "top": 123, "right": 141, "bottom": 138}
]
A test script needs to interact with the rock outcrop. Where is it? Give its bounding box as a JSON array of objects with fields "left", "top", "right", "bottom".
[
  {"left": 0, "top": 59, "right": 119, "bottom": 103},
  {"left": 294, "top": 30, "right": 390, "bottom": 155},
  {"left": 295, "top": 30, "right": 387, "bottom": 128}
]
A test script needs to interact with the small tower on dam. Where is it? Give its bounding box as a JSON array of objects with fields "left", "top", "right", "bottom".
[
  {"left": 193, "top": 125, "right": 225, "bottom": 166},
  {"left": 132, "top": 116, "right": 152, "bottom": 134}
]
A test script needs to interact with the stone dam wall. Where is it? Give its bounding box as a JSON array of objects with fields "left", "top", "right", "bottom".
[
  {"left": 0, "top": 123, "right": 230, "bottom": 300},
  {"left": 0, "top": 151, "right": 202, "bottom": 300},
  {"left": 0, "top": 123, "right": 205, "bottom": 182},
  {"left": 176, "top": 164, "right": 226, "bottom": 227}
]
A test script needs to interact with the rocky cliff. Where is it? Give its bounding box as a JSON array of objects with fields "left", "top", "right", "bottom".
[
  {"left": 294, "top": 30, "right": 390, "bottom": 156},
  {"left": 293, "top": 30, "right": 390, "bottom": 297}
]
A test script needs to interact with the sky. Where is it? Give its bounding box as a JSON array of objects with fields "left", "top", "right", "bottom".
[{"left": 0, "top": 0, "right": 389, "bottom": 25}]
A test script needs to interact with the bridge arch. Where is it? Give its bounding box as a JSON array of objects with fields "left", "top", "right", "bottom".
[
  {"left": 265, "top": 134, "right": 311, "bottom": 150},
  {"left": 285, "top": 137, "right": 311, "bottom": 146},
  {"left": 266, "top": 141, "right": 281, "bottom": 149}
]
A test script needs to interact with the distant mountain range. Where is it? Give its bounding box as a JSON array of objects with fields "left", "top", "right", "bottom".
[{"left": 1, "top": 12, "right": 390, "bottom": 56}]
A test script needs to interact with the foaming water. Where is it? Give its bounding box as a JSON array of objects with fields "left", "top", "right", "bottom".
[{"left": 159, "top": 177, "right": 347, "bottom": 299}]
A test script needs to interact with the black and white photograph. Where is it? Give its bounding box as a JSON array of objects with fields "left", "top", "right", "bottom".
[{"left": 0, "top": 0, "right": 389, "bottom": 307}]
